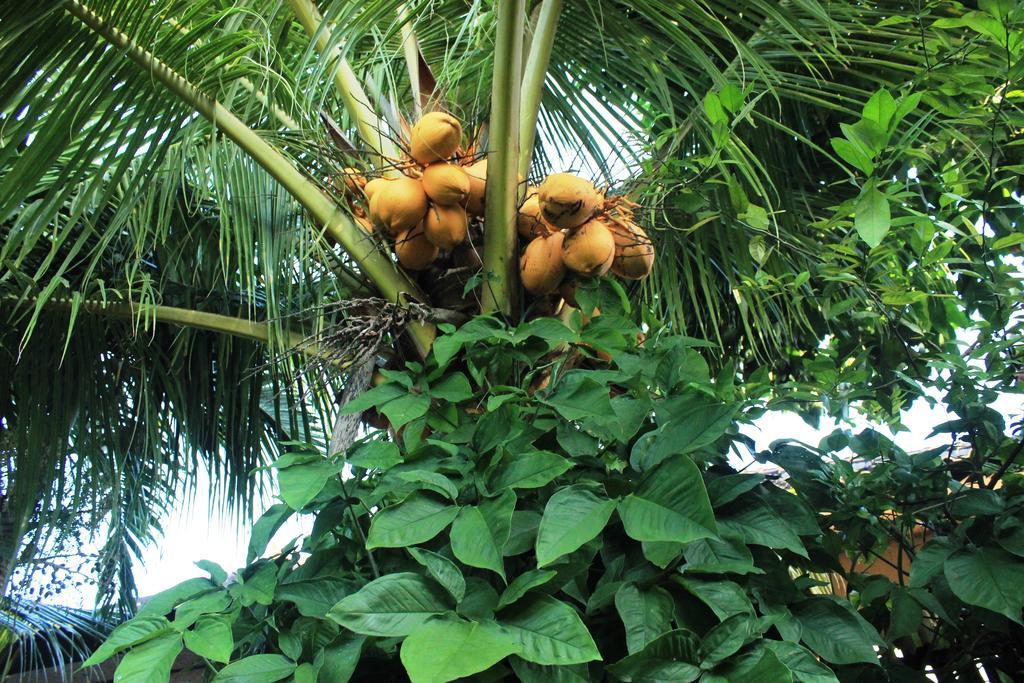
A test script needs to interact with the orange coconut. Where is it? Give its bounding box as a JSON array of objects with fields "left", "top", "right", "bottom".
[
  {"left": 368, "top": 177, "right": 429, "bottom": 238},
  {"left": 562, "top": 218, "right": 615, "bottom": 276},
  {"left": 422, "top": 163, "right": 471, "bottom": 206},
  {"left": 424, "top": 204, "right": 469, "bottom": 250},
  {"left": 520, "top": 230, "right": 567, "bottom": 295},
  {"left": 410, "top": 112, "right": 462, "bottom": 164},
  {"left": 363, "top": 177, "right": 390, "bottom": 201},
  {"left": 610, "top": 220, "right": 655, "bottom": 280},
  {"left": 394, "top": 223, "right": 438, "bottom": 270},
  {"left": 517, "top": 188, "right": 547, "bottom": 239},
  {"left": 464, "top": 159, "right": 488, "bottom": 216},
  {"left": 537, "top": 173, "right": 602, "bottom": 228}
]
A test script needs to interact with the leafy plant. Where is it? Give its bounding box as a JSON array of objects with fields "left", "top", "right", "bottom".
[{"left": 88, "top": 288, "right": 1024, "bottom": 679}]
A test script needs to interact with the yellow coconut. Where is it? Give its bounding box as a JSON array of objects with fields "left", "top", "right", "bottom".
[
  {"left": 394, "top": 223, "right": 438, "bottom": 270},
  {"left": 368, "top": 177, "right": 429, "bottom": 238},
  {"left": 363, "top": 177, "right": 391, "bottom": 201},
  {"left": 537, "top": 173, "right": 603, "bottom": 228},
  {"left": 339, "top": 167, "right": 366, "bottom": 193},
  {"left": 410, "top": 112, "right": 462, "bottom": 164},
  {"left": 520, "top": 230, "right": 566, "bottom": 295},
  {"left": 610, "top": 220, "right": 655, "bottom": 280},
  {"left": 517, "top": 189, "right": 546, "bottom": 239},
  {"left": 421, "top": 163, "right": 471, "bottom": 206},
  {"left": 562, "top": 219, "right": 616, "bottom": 276},
  {"left": 424, "top": 204, "right": 469, "bottom": 250},
  {"left": 464, "top": 159, "right": 487, "bottom": 216}
]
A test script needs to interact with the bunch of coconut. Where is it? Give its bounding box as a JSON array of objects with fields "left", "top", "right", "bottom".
[
  {"left": 519, "top": 172, "right": 655, "bottom": 298},
  {"left": 359, "top": 112, "right": 489, "bottom": 272}
]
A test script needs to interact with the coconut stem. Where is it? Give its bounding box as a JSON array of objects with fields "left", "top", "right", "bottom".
[
  {"left": 481, "top": 0, "right": 527, "bottom": 316},
  {"left": 64, "top": 0, "right": 435, "bottom": 359},
  {"left": 397, "top": 3, "right": 423, "bottom": 120},
  {"left": 286, "top": 0, "right": 403, "bottom": 173},
  {"left": 12, "top": 295, "right": 349, "bottom": 367},
  {"left": 518, "top": 0, "right": 563, "bottom": 181}
]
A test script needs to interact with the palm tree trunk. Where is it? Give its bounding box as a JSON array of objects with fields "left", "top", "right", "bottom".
[
  {"left": 481, "top": 0, "right": 527, "bottom": 315},
  {"left": 0, "top": 497, "right": 27, "bottom": 597},
  {"left": 518, "top": 0, "right": 562, "bottom": 179}
]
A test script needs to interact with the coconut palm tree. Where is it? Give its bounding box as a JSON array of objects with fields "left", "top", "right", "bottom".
[{"left": 0, "top": 0, "right": 1004, "bottom": 657}]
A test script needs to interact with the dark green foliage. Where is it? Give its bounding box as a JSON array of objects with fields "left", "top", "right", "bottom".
[{"left": 89, "top": 295, "right": 1024, "bottom": 680}]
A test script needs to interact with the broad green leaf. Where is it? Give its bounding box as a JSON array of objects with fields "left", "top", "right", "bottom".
[
  {"left": 888, "top": 588, "right": 922, "bottom": 640},
  {"left": 341, "top": 383, "right": 406, "bottom": 414},
  {"left": 409, "top": 548, "right": 466, "bottom": 603},
  {"left": 459, "top": 577, "right": 500, "bottom": 620},
  {"left": 682, "top": 537, "right": 762, "bottom": 575},
  {"left": 674, "top": 577, "right": 753, "bottom": 620},
  {"left": 183, "top": 615, "right": 233, "bottom": 663},
  {"left": 137, "top": 578, "right": 217, "bottom": 617},
  {"left": 490, "top": 450, "right": 573, "bottom": 491},
  {"left": 634, "top": 397, "right": 736, "bottom": 470},
  {"left": 506, "top": 510, "right": 543, "bottom": 556},
  {"left": 497, "top": 570, "right": 558, "bottom": 610},
  {"left": 606, "top": 629, "right": 701, "bottom": 682},
  {"left": 642, "top": 541, "right": 683, "bottom": 569},
  {"left": 365, "top": 493, "right": 459, "bottom": 549},
  {"left": 83, "top": 615, "right": 174, "bottom": 666},
  {"left": 213, "top": 655, "right": 296, "bottom": 683},
  {"left": 391, "top": 470, "right": 460, "bottom": 500},
  {"left": 791, "top": 598, "right": 880, "bottom": 665},
  {"left": 619, "top": 455, "right": 717, "bottom": 544},
  {"left": 347, "top": 441, "right": 402, "bottom": 470},
  {"left": 451, "top": 489, "right": 516, "bottom": 579},
  {"left": 173, "top": 590, "right": 231, "bottom": 628},
  {"left": 237, "top": 562, "right": 277, "bottom": 606},
  {"left": 276, "top": 457, "right": 344, "bottom": 510},
  {"left": 380, "top": 393, "right": 431, "bottom": 429},
  {"left": 719, "top": 502, "right": 807, "bottom": 558},
  {"left": 512, "top": 317, "right": 578, "bottom": 346},
  {"left": 908, "top": 538, "right": 955, "bottom": 588},
  {"left": 830, "top": 138, "right": 874, "bottom": 175},
  {"left": 276, "top": 578, "right": 355, "bottom": 618},
  {"left": 317, "top": 633, "right": 365, "bottom": 683},
  {"left": 614, "top": 583, "right": 674, "bottom": 654},
  {"left": 862, "top": 89, "right": 897, "bottom": 128},
  {"left": 718, "top": 648, "right": 792, "bottom": 683},
  {"left": 400, "top": 617, "right": 520, "bottom": 683},
  {"left": 196, "top": 560, "right": 227, "bottom": 585},
  {"left": 247, "top": 504, "right": 293, "bottom": 563},
  {"left": 112, "top": 633, "right": 183, "bottom": 683},
  {"left": 536, "top": 486, "right": 616, "bottom": 567},
  {"left": 706, "top": 474, "right": 764, "bottom": 508},
  {"left": 509, "top": 657, "right": 590, "bottom": 682},
  {"left": 499, "top": 594, "right": 601, "bottom": 665},
  {"left": 854, "top": 186, "right": 890, "bottom": 248},
  {"left": 700, "top": 615, "right": 758, "bottom": 665},
  {"left": 327, "top": 573, "right": 454, "bottom": 636},
  {"left": 944, "top": 547, "right": 1024, "bottom": 624},
  {"left": 761, "top": 641, "right": 839, "bottom": 683},
  {"left": 543, "top": 373, "right": 616, "bottom": 422},
  {"left": 430, "top": 373, "right": 474, "bottom": 402}
]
